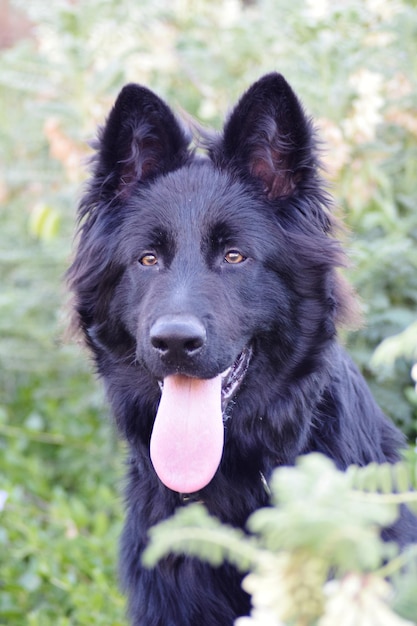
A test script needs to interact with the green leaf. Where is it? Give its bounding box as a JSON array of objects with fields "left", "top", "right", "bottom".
[{"left": 143, "top": 504, "right": 259, "bottom": 572}]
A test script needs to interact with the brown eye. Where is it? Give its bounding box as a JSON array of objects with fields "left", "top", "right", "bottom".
[
  {"left": 224, "top": 250, "right": 246, "bottom": 264},
  {"left": 139, "top": 253, "right": 158, "bottom": 267}
]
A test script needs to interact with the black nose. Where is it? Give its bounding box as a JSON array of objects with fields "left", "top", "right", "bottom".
[{"left": 150, "top": 314, "right": 207, "bottom": 361}]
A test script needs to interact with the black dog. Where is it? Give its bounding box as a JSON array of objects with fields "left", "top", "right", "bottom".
[{"left": 68, "top": 73, "right": 416, "bottom": 625}]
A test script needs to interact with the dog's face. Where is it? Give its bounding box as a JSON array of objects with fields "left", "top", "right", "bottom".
[
  {"left": 116, "top": 163, "right": 290, "bottom": 381},
  {"left": 69, "top": 74, "right": 352, "bottom": 493}
]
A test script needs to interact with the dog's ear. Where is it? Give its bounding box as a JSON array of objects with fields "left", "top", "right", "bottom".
[
  {"left": 214, "top": 73, "right": 318, "bottom": 201},
  {"left": 93, "top": 84, "right": 190, "bottom": 201}
]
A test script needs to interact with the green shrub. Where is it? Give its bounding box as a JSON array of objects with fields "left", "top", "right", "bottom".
[{"left": 144, "top": 454, "right": 417, "bottom": 625}]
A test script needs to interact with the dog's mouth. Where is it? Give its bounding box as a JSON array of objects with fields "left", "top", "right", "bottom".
[
  {"left": 220, "top": 345, "right": 253, "bottom": 411},
  {"left": 151, "top": 346, "right": 252, "bottom": 494}
]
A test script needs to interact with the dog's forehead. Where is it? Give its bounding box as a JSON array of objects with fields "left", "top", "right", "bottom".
[
  {"left": 152, "top": 163, "right": 243, "bottom": 212},
  {"left": 125, "top": 163, "right": 254, "bottom": 234},
  {"left": 119, "top": 161, "right": 280, "bottom": 260}
]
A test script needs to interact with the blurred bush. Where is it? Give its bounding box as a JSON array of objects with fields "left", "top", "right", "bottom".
[
  {"left": 0, "top": 0, "right": 416, "bottom": 623},
  {"left": 144, "top": 454, "right": 417, "bottom": 625}
]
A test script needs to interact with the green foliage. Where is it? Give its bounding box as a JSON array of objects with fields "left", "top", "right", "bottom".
[
  {"left": 144, "top": 454, "right": 417, "bottom": 626},
  {"left": 1, "top": 0, "right": 416, "bottom": 622},
  {"left": 143, "top": 503, "right": 259, "bottom": 572},
  {"left": 0, "top": 413, "right": 127, "bottom": 624}
]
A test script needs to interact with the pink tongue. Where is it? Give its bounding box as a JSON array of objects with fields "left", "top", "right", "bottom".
[{"left": 150, "top": 374, "right": 224, "bottom": 493}]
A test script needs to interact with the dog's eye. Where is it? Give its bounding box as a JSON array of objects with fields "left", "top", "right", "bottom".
[
  {"left": 224, "top": 250, "right": 246, "bottom": 264},
  {"left": 139, "top": 253, "right": 158, "bottom": 267}
]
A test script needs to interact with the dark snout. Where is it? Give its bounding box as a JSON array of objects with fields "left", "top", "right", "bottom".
[{"left": 150, "top": 314, "right": 207, "bottom": 365}]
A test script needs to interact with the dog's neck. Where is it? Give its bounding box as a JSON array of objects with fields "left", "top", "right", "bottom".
[{"left": 178, "top": 471, "right": 271, "bottom": 506}]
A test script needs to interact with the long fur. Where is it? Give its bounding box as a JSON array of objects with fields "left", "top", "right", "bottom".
[{"left": 68, "top": 73, "right": 416, "bottom": 626}]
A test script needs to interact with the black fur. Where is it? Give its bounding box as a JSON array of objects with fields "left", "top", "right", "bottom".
[{"left": 68, "top": 73, "right": 416, "bottom": 625}]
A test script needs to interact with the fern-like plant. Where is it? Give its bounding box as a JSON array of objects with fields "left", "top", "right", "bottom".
[{"left": 143, "top": 454, "right": 417, "bottom": 626}]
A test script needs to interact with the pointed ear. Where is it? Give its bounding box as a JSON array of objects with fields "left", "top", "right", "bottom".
[
  {"left": 214, "top": 73, "right": 317, "bottom": 200},
  {"left": 94, "top": 84, "right": 191, "bottom": 200}
]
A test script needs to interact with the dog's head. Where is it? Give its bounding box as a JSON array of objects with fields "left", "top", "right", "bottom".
[{"left": 68, "top": 74, "right": 357, "bottom": 493}]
